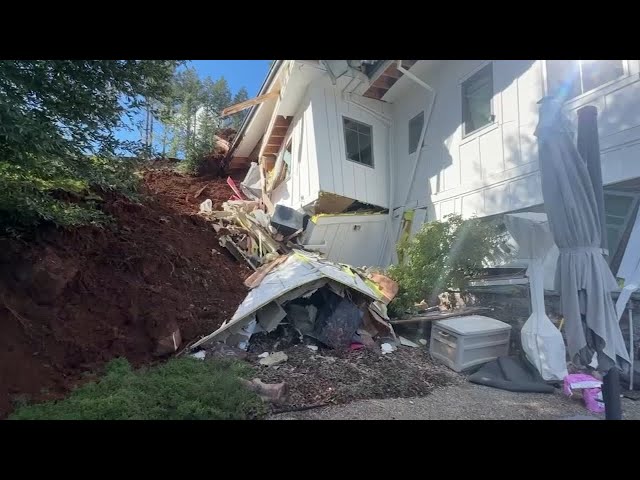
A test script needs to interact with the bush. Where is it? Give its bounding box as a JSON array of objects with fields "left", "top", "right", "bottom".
[
  {"left": 387, "top": 214, "right": 510, "bottom": 317},
  {"left": 0, "top": 155, "right": 143, "bottom": 231},
  {"left": 9, "top": 357, "right": 266, "bottom": 420},
  {"left": 0, "top": 60, "right": 179, "bottom": 231}
]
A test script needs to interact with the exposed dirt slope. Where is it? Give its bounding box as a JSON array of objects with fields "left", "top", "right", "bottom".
[{"left": 0, "top": 167, "right": 250, "bottom": 418}]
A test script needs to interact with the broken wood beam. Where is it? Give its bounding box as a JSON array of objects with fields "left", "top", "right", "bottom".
[
  {"left": 389, "top": 307, "right": 492, "bottom": 325},
  {"left": 221, "top": 90, "right": 280, "bottom": 118}
]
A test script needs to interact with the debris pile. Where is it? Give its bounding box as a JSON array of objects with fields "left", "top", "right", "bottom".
[
  {"left": 189, "top": 249, "right": 400, "bottom": 357},
  {"left": 198, "top": 166, "right": 311, "bottom": 269}
]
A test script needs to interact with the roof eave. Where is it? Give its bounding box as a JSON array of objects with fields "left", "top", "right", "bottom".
[{"left": 227, "top": 60, "right": 285, "bottom": 159}]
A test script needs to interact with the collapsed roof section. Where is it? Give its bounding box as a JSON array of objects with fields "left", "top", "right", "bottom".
[{"left": 189, "top": 249, "right": 397, "bottom": 352}]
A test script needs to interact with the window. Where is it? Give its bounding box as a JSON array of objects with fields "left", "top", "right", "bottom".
[
  {"left": 343, "top": 117, "right": 374, "bottom": 167},
  {"left": 546, "top": 60, "right": 625, "bottom": 100},
  {"left": 462, "top": 64, "right": 494, "bottom": 136},
  {"left": 408, "top": 111, "right": 424, "bottom": 154},
  {"left": 604, "top": 191, "right": 639, "bottom": 257}
]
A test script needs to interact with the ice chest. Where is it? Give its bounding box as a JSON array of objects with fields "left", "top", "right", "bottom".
[{"left": 430, "top": 315, "right": 511, "bottom": 372}]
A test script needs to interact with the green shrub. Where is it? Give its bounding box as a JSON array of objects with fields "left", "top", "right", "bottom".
[
  {"left": 10, "top": 357, "right": 266, "bottom": 420},
  {"left": 387, "top": 214, "right": 510, "bottom": 317},
  {"left": 0, "top": 60, "right": 179, "bottom": 231}
]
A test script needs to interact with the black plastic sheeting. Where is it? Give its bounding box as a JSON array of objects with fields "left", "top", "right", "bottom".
[
  {"left": 311, "top": 290, "right": 363, "bottom": 349},
  {"left": 468, "top": 356, "right": 555, "bottom": 393}
]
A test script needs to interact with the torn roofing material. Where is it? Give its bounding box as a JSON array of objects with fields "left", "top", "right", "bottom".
[{"left": 189, "top": 250, "right": 389, "bottom": 350}]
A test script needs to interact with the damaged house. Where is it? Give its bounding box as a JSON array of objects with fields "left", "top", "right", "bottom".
[{"left": 225, "top": 60, "right": 640, "bottom": 291}]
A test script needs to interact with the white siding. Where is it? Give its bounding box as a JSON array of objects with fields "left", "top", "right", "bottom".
[
  {"left": 311, "top": 80, "right": 390, "bottom": 208},
  {"left": 270, "top": 90, "right": 320, "bottom": 210},
  {"left": 302, "top": 214, "right": 389, "bottom": 267},
  {"left": 390, "top": 60, "right": 640, "bottom": 222}
]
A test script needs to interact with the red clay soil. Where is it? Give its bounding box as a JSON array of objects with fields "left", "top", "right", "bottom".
[{"left": 0, "top": 167, "right": 251, "bottom": 418}]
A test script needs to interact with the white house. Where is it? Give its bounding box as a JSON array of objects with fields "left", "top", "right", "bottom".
[{"left": 227, "top": 60, "right": 640, "bottom": 283}]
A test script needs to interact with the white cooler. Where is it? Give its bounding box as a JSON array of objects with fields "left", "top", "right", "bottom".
[{"left": 430, "top": 315, "right": 511, "bottom": 372}]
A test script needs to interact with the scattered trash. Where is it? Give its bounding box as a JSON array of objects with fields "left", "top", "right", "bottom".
[
  {"left": 381, "top": 343, "right": 396, "bottom": 355},
  {"left": 350, "top": 343, "right": 365, "bottom": 351},
  {"left": 240, "top": 378, "right": 289, "bottom": 405},
  {"left": 563, "top": 373, "right": 605, "bottom": 413},
  {"left": 258, "top": 352, "right": 270, "bottom": 359},
  {"left": 563, "top": 374, "right": 603, "bottom": 395},
  {"left": 199, "top": 199, "right": 213, "bottom": 214},
  {"left": 399, "top": 336, "right": 420, "bottom": 348},
  {"left": 306, "top": 345, "right": 318, "bottom": 352},
  {"left": 419, "top": 339, "right": 428, "bottom": 346},
  {"left": 191, "top": 350, "right": 206, "bottom": 360},
  {"left": 204, "top": 342, "right": 249, "bottom": 360},
  {"left": 259, "top": 351, "right": 288, "bottom": 366}
]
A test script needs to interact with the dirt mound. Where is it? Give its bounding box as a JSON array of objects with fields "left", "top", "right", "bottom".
[{"left": 0, "top": 168, "right": 251, "bottom": 418}]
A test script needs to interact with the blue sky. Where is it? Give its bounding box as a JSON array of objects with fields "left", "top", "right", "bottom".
[{"left": 118, "top": 60, "right": 271, "bottom": 149}]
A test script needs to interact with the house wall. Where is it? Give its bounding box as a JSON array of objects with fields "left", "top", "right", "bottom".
[
  {"left": 310, "top": 78, "right": 392, "bottom": 208},
  {"left": 390, "top": 60, "right": 640, "bottom": 221},
  {"left": 301, "top": 213, "right": 389, "bottom": 267},
  {"left": 270, "top": 89, "right": 321, "bottom": 210}
]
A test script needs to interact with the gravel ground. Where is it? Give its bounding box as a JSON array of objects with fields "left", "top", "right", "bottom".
[{"left": 270, "top": 382, "right": 640, "bottom": 420}]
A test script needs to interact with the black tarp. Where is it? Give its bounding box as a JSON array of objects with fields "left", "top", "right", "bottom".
[{"left": 468, "top": 355, "right": 555, "bottom": 393}]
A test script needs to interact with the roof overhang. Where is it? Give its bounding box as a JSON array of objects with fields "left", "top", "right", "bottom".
[{"left": 228, "top": 60, "right": 327, "bottom": 160}]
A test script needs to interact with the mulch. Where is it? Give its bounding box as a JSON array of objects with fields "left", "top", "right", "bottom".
[{"left": 245, "top": 330, "right": 460, "bottom": 411}]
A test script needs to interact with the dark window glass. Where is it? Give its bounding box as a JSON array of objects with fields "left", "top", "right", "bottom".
[
  {"left": 343, "top": 117, "right": 373, "bottom": 167},
  {"left": 462, "top": 64, "right": 494, "bottom": 135},
  {"left": 409, "top": 111, "right": 424, "bottom": 154}
]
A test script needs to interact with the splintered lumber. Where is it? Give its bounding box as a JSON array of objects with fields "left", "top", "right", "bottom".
[
  {"left": 389, "top": 307, "right": 492, "bottom": 325},
  {"left": 219, "top": 235, "right": 258, "bottom": 270},
  {"left": 221, "top": 90, "right": 280, "bottom": 118}
]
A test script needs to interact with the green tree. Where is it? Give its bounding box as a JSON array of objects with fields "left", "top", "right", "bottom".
[
  {"left": 387, "top": 214, "right": 511, "bottom": 316},
  {"left": 0, "top": 60, "right": 180, "bottom": 230},
  {"left": 230, "top": 87, "right": 249, "bottom": 130}
]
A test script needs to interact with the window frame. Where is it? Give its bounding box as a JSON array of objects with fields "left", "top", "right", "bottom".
[
  {"left": 543, "top": 60, "right": 629, "bottom": 101},
  {"left": 604, "top": 189, "right": 640, "bottom": 259},
  {"left": 342, "top": 116, "right": 375, "bottom": 168},
  {"left": 461, "top": 62, "right": 495, "bottom": 138},
  {"left": 408, "top": 110, "right": 425, "bottom": 154}
]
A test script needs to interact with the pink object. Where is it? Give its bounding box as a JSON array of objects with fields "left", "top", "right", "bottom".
[
  {"left": 563, "top": 374, "right": 602, "bottom": 396},
  {"left": 350, "top": 343, "right": 365, "bottom": 351},
  {"left": 227, "top": 177, "right": 245, "bottom": 200},
  {"left": 582, "top": 388, "right": 605, "bottom": 414},
  {"left": 563, "top": 374, "right": 605, "bottom": 414}
]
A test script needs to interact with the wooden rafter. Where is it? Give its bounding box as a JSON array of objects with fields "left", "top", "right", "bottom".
[
  {"left": 362, "top": 60, "right": 418, "bottom": 101},
  {"left": 221, "top": 90, "right": 280, "bottom": 118}
]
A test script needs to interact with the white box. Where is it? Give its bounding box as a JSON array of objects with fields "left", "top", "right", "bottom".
[{"left": 430, "top": 315, "right": 511, "bottom": 372}]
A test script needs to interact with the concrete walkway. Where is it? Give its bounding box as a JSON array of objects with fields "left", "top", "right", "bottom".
[{"left": 271, "top": 383, "right": 640, "bottom": 420}]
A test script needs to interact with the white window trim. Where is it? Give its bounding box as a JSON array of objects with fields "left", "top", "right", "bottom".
[
  {"left": 408, "top": 110, "right": 425, "bottom": 155},
  {"left": 604, "top": 188, "right": 640, "bottom": 258},
  {"left": 543, "top": 60, "right": 632, "bottom": 105},
  {"left": 460, "top": 61, "right": 496, "bottom": 139},
  {"left": 342, "top": 115, "right": 375, "bottom": 169}
]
